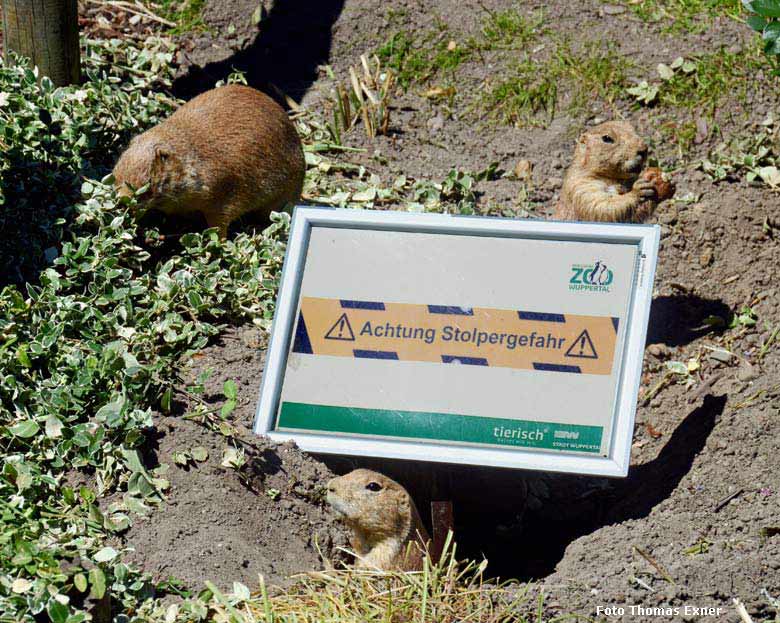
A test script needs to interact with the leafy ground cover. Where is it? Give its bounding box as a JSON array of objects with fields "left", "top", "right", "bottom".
[
  {"left": 0, "top": 41, "right": 291, "bottom": 622},
  {"left": 2, "top": 0, "right": 780, "bottom": 620},
  {"left": 0, "top": 35, "right": 549, "bottom": 623}
]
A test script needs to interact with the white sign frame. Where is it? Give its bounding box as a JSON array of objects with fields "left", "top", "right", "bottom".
[{"left": 254, "top": 206, "right": 659, "bottom": 477}]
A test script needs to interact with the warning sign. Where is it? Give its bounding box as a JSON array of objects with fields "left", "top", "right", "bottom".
[
  {"left": 293, "top": 297, "right": 620, "bottom": 375},
  {"left": 254, "top": 208, "right": 661, "bottom": 475},
  {"left": 324, "top": 313, "right": 355, "bottom": 341},
  {"left": 565, "top": 329, "right": 598, "bottom": 359}
]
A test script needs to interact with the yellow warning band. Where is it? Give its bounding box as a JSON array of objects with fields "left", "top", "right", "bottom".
[{"left": 292, "top": 297, "right": 619, "bottom": 375}]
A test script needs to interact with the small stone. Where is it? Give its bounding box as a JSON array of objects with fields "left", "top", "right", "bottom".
[
  {"left": 514, "top": 159, "right": 533, "bottom": 181},
  {"left": 647, "top": 343, "right": 671, "bottom": 359},
  {"left": 427, "top": 114, "right": 444, "bottom": 133},
  {"left": 240, "top": 328, "right": 264, "bottom": 349},
  {"left": 695, "top": 117, "right": 709, "bottom": 144},
  {"left": 602, "top": 4, "right": 626, "bottom": 14},
  {"left": 737, "top": 362, "right": 759, "bottom": 381},
  {"left": 699, "top": 248, "right": 713, "bottom": 267},
  {"left": 709, "top": 348, "right": 733, "bottom": 364},
  {"left": 545, "top": 176, "right": 563, "bottom": 190}
]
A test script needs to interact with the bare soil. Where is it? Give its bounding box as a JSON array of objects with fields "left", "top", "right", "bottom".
[
  {"left": 118, "top": 0, "right": 779, "bottom": 619},
  {"left": 120, "top": 326, "right": 349, "bottom": 591}
]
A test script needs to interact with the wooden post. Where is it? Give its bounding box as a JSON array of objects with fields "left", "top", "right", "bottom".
[
  {"left": 2, "top": 0, "right": 80, "bottom": 86},
  {"left": 429, "top": 467, "right": 455, "bottom": 564}
]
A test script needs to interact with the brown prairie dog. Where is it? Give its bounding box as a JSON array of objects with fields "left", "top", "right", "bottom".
[
  {"left": 326, "top": 469, "right": 430, "bottom": 571},
  {"left": 553, "top": 120, "right": 673, "bottom": 223},
  {"left": 112, "top": 84, "right": 305, "bottom": 237}
]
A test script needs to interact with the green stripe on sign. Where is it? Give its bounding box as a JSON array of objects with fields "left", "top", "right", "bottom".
[{"left": 277, "top": 402, "right": 603, "bottom": 454}]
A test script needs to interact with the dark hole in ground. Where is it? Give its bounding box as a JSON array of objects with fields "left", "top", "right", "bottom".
[
  {"left": 323, "top": 394, "right": 725, "bottom": 580},
  {"left": 173, "top": 0, "right": 346, "bottom": 102}
]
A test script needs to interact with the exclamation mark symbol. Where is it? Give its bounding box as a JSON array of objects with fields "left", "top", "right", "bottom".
[
  {"left": 564, "top": 329, "right": 597, "bottom": 359},
  {"left": 324, "top": 312, "right": 355, "bottom": 341}
]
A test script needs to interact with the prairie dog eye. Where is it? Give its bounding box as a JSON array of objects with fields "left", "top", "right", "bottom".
[
  {"left": 365, "top": 482, "right": 383, "bottom": 492},
  {"left": 601, "top": 135, "right": 615, "bottom": 144}
]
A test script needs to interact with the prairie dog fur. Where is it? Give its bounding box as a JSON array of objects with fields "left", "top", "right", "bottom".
[
  {"left": 553, "top": 121, "right": 660, "bottom": 223},
  {"left": 113, "top": 84, "right": 305, "bottom": 237},
  {"left": 326, "top": 469, "right": 430, "bottom": 571}
]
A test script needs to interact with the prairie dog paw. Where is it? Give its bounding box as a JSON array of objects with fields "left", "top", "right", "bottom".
[{"left": 632, "top": 178, "right": 657, "bottom": 200}]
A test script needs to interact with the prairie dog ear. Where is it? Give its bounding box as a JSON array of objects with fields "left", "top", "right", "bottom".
[
  {"left": 150, "top": 143, "right": 173, "bottom": 175},
  {"left": 153, "top": 144, "right": 170, "bottom": 162}
]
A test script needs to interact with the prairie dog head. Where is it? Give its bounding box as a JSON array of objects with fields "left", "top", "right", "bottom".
[
  {"left": 112, "top": 132, "right": 198, "bottom": 208},
  {"left": 573, "top": 120, "right": 648, "bottom": 181},
  {"left": 327, "top": 469, "right": 414, "bottom": 544}
]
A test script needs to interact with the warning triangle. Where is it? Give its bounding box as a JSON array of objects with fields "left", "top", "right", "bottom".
[
  {"left": 324, "top": 313, "right": 355, "bottom": 341},
  {"left": 565, "top": 329, "right": 598, "bottom": 359}
]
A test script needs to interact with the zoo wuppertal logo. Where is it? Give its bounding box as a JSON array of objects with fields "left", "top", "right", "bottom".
[{"left": 569, "top": 260, "right": 613, "bottom": 293}]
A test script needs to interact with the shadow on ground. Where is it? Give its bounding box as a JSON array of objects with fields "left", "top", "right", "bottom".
[
  {"left": 0, "top": 152, "right": 82, "bottom": 288},
  {"left": 173, "top": 0, "right": 346, "bottom": 102},
  {"left": 323, "top": 394, "right": 726, "bottom": 580},
  {"left": 646, "top": 294, "right": 733, "bottom": 347}
]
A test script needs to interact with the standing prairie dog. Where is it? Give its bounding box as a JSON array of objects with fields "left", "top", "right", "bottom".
[
  {"left": 326, "top": 469, "right": 430, "bottom": 571},
  {"left": 113, "top": 84, "right": 305, "bottom": 237},
  {"left": 553, "top": 120, "right": 673, "bottom": 223}
]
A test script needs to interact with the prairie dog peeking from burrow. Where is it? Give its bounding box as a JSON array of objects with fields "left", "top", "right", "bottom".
[{"left": 326, "top": 469, "right": 430, "bottom": 571}]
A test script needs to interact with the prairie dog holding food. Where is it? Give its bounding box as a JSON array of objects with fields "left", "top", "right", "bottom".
[
  {"left": 327, "top": 469, "right": 430, "bottom": 571},
  {"left": 113, "top": 84, "right": 305, "bottom": 237},
  {"left": 553, "top": 120, "right": 673, "bottom": 223}
]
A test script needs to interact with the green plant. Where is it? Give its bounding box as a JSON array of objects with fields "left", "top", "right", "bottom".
[
  {"left": 485, "top": 39, "right": 632, "bottom": 126},
  {"left": 699, "top": 114, "right": 780, "bottom": 183},
  {"left": 376, "top": 25, "right": 472, "bottom": 89},
  {"left": 0, "top": 39, "right": 291, "bottom": 621},
  {"left": 477, "top": 9, "right": 547, "bottom": 49},
  {"left": 628, "top": 0, "right": 741, "bottom": 33},
  {"left": 745, "top": 0, "right": 780, "bottom": 73},
  {"left": 153, "top": 0, "right": 207, "bottom": 33},
  {"left": 0, "top": 39, "right": 175, "bottom": 285}
]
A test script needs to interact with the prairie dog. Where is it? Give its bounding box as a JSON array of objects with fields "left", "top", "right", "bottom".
[
  {"left": 113, "top": 84, "right": 305, "bottom": 237},
  {"left": 553, "top": 121, "right": 670, "bottom": 223},
  {"left": 326, "top": 469, "right": 430, "bottom": 571}
]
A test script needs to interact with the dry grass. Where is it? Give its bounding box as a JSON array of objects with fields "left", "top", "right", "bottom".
[
  {"left": 325, "top": 54, "right": 396, "bottom": 142},
  {"left": 200, "top": 538, "right": 579, "bottom": 623}
]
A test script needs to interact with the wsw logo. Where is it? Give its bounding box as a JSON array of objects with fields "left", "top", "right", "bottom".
[{"left": 569, "top": 261, "right": 613, "bottom": 292}]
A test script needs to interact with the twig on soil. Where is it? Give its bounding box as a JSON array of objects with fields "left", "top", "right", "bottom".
[
  {"left": 687, "top": 372, "right": 724, "bottom": 404},
  {"left": 632, "top": 546, "right": 675, "bottom": 585},
  {"left": 87, "top": 0, "right": 176, "bottom": 27},
  {"left": 640, "top": 371, "right": 674, "bottom": 406},
  {"left": 758, "top": 324, "right": 780, "bottom": 361},
  {"left": 630, "top": 576, "right": 655, "bottom": 592},
  {"left": 713, "top": 488, "right": 744, "bottom": 513},
  {"left": 732, "top": 384, "right": 780, "bottom": 410},
  {"left": 733, "top": 598, "right": 755, "bottom": 623},
  {"left": 475, "top": 0, "right": 497, "bottom": 18}
]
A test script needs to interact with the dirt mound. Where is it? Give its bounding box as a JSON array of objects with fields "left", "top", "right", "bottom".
[{"left": 121, "top": 327, "right": 348, "bottom": 591}]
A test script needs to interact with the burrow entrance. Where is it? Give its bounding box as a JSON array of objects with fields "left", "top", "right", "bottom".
[{"left": 321, "top": 394, "right": 723, "bottom": 580}]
